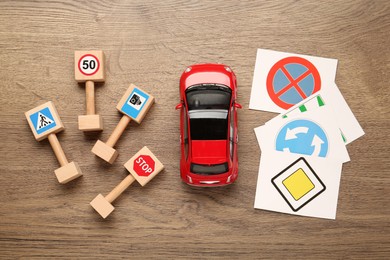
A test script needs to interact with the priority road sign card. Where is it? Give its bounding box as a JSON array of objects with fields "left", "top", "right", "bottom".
[
  {"left": 254, "top": 152, "right": 343, "bottom": 219},
  {"left": 249, "top": 49, "right": 338, "bottom": 113},
  {"left": 25, "top": 101, "right": 64, "bottom": 141},
  {"left": 116, "top": 84, "right": 155, "bottom": 124}
]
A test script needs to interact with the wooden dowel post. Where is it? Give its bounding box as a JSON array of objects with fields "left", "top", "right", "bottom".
[
  {"left": 91, "top": 85, "right": 154, "bottom": 164},
  {"left": 106, "top": 115, "right": 131, "bottom": 147},
  {"left": 90, "top": 146, "right": 164, "bottom": 218},
  {"left": 86, "top": 80, "right": 95, "bottom": 115},
  {"left": 26, "top": 102, "right": 83, "bottom": 184},
  {"left": 105, "top": 174, "right": 136, "bottom": 203},
  {"left": 48, "top": 133, "right": 68, "bottom": 167}
]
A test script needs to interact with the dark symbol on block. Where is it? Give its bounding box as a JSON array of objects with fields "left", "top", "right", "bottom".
[
  {"left": 40, "top": 114, "right": 50, "bottom": 128},
  {"left": 36, "top": 112, "right": 54, "bottom": 130},
  {"left": 129, "top": 93, "right": 142, "bottom": 106}
]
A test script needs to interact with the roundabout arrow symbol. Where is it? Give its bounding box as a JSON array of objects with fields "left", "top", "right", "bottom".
[
  {"left": 285, "top": 127, "right": 309, "bottom": 140},
  {"left": 311, "top": 134, "right": 325, "bottom": 156}
]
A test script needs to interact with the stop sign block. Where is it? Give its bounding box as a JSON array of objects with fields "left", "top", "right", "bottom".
[
  {"left": 124, "top": 146, "right": 164, "bottom": 186},
  {"left": 91, "top": 146, "right": 164, "bottom": 219}
]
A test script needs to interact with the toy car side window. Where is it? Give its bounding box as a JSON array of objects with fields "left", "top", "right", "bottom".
[
  {"left": 183, "top": 104, "right": 189, "bottom": 160},
  {"left": 229, "top": 104, "right": 235, "bottom": 160}
]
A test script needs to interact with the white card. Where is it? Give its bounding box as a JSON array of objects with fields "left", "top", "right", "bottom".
[
  {"left": 255, "top": 107, "right": 350, "bottom": 163},
  {"left": 249, "top": 49, "right": 338, "bottom": 113},
  {"left": 254, "top": 152, "right": 343, "bottom": 219},
  {"left": 266, "top": 83, "right": 364, "bottom": 145}
]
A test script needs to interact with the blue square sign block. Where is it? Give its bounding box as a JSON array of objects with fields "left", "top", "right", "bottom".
[
  {"left": 25, "top": 101, "right": 64, "bottom": 141},
  {"left": 121, "top": 88, "right": 150, "bottom": 119},
  {"left": 30, "top": 107, "right": 57, "bottom": 135}
]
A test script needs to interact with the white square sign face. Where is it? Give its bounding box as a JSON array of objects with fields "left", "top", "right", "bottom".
[{"left": 127, "top": 92, "right": 146, "bottom": 111}]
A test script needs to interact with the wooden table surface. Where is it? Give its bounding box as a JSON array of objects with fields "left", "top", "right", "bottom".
[{"left": 1, "top": 0, "right": 389, "bottom": 258}]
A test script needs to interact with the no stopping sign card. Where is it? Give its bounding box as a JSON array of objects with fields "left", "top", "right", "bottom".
[{"left": 249, "top": 49, "right": 338, "bottom": 113}]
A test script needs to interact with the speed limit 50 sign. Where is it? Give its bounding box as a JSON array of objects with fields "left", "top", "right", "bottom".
[{"left": 75, "top": 50, "right": 105, "bottom": 82}]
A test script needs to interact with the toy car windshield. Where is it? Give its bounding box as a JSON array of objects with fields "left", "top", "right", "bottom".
[
  {"left": 186, "top": 84, "right": 231, "bottom": 110},
  {"left": 186, "top": 84, "right": 231, "bottom": 140}
]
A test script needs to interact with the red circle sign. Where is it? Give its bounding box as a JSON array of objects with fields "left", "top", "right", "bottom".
[
  {"left": 133, "top": 155, "right": 155, "bottom": 177},
  {"left": 78, "top": 54, "right": 100, "bottom": 76},
  {"left": 266, "top": 56, "right": 321, "bottom": 109}
]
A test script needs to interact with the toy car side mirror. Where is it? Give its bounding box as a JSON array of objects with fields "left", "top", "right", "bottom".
[
  {"left": 175, "top": 103, "right": 183, "bottom": 110},
  {"left": 234, "top": 103, "right": 242, "bottom": 109}
]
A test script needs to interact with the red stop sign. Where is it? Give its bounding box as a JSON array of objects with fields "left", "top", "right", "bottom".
[{"left": 133, "top": 155, "right": 155, "bottom": 177}]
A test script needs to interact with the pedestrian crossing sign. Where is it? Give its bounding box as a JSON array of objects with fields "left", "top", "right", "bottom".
[
  {"left": 25, "top": 101, "right": 64, "bottom": 141},
  {"left": 31, "top": 107, "right": 56, "bottom": 134}
]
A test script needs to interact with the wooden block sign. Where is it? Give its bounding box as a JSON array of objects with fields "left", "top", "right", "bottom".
[
  {"left": 25, "top": 101, "right": 64, "bottom": 141},
  {"left": 75, "top": 50, "right": 106, "bottom": 132},
  {"left": 116, "top": 84, "right": 155, "bottom": 124},
  {"left": 74, "top": 50, "right": 105, "bottom": 83},
  {"left": 124, "top": 146, "right": 164, "bottom": 186},
  {"left": 91, "top": 84, "right": 155, "bottom": 164},
  {"left": 25, "top": 101, "right": 83, "bottom": 184},
  {"left": 90, "top": 146, "right": 164, "bottom": 218}
]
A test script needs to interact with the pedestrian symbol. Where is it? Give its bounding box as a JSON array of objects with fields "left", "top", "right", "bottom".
[
  {"left": 266, "top": 56, "right": 321, "bottom": 110},
  {"left": 275, "top": 119, "right": 328, "bottom": 157},
  {"left": 37, "top": 112, "right": 54, "bottom": 130},
  {"left": 29, "top": 107, "right": 57, "bottom": 135}
]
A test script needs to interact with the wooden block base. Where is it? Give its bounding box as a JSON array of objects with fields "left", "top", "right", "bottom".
[
  {"left": 54, "top": 161, "right": 83, "bottom": 184},
  {"left": 78, "top": 114, "right": 103, "bottom": 132},
  {"left": 91, "top": 140, "right": 118, "bottom": 164},
  {"left": 90, "top": 194, "right": 115, "bottom": 219}
]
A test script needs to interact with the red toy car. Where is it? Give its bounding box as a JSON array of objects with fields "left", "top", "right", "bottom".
[{"left": 176, "top": 64, "right": 242, "bottom": 187}]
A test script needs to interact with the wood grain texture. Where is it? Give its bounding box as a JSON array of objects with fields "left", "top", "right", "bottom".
[{"left": 0, "top": 0, "right": 389, "bottom": 258}]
